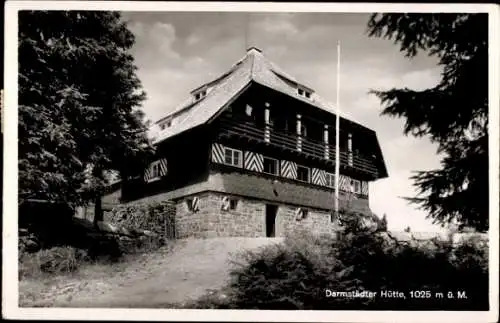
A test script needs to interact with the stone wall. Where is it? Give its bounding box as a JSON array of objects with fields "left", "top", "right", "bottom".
[
  {"left": 175, "top": 192, "right": 342, "bottom": 238},
  {"left": 276, "top": 205, "right": 342, "bottom": 237},
  {"left": 175, "top": 193, "right": 264, "bottom": 238}
]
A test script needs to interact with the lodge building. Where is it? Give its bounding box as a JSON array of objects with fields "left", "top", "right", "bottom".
[{"left": 111, "top": 47, "right": 388, "bottom": 238}]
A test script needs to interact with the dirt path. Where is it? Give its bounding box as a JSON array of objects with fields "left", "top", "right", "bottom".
[{"left": 20, "top": 237, "right": 283, "bottom": 308}]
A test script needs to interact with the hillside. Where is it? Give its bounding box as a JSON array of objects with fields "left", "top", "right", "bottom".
[{"left": 19, "top": 237, "right": 283, "bottom": 308}]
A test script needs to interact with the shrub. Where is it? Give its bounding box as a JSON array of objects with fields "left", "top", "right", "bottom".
[
  {"left": 38, "top": 246, "right": 88, "bottom": 274},
  {"left": 19, "top": 246, "right": 90, "bottom": 278},
  {"left": 105, "top": 200, "right": 175, "bottom": 242},
  {"left": 195, "top": 211, "right": 489, "bottom": 310}
]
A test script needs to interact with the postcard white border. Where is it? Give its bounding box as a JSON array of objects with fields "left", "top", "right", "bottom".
[{"left": 3, "top": 2, "right": 499, "bottom": 322}]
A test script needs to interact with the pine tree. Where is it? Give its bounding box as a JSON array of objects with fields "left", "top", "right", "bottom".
[
  {"left": 367, "top": 13, "right": 489, "bottom": 232},
  {"left": 18, "top": 11, "right": 154, "bottom": 220}
]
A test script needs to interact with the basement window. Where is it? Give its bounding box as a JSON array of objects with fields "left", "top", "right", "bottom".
[
  {"left": 229, "top": 198, "right": 238, "bottom": 210},
  {"left": 263, "top": 157, "right": 279, "bottom": 175},
  {"left": 297, "top": 165, "right": 310, "bottom": 183}
]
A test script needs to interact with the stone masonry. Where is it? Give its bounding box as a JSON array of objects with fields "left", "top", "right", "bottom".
[{"left": 175, "top": 191, "right": 345, "bottom": 238}]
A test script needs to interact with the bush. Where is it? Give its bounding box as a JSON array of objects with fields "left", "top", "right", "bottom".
[
  {"left": 19, "top": 246, "right": 90, "bottom": 278},
  {"left": 105, "top": 200, "right": 175, "bottom": 242},
  {"left": 193, "top": 211, "right": 489, "bottom": 310}
]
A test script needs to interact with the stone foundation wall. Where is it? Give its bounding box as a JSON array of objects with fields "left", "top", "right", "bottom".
[
  {"left": 175, "top": 192, "right": 347, "bottom": 238},
  {"left": 175, "top": 193, "right": 264, "bottom": 238},
  {"left": 275, "top": 205, "right": 342, "bottom": 237}
]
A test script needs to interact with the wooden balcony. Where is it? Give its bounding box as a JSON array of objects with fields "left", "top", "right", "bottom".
[{"left": 217, "top": 117, "right": 379, "bottom": 177}]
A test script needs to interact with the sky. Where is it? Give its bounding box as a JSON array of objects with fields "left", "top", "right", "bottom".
[{"left": 122, "top": 11, "right": 446, "bottom": 232}]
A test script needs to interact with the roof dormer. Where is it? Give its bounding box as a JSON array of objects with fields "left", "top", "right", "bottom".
[
  {"left": 297, "top": 84, "right": 314, "bottom": 100},
  {"left": 193, "top": 88, "right": 207, "bottom": 101},
  {"left": 158, "top": 116, "right": 173, "bottom": 131}
]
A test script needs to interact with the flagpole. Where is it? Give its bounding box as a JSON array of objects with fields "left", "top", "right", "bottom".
[{"left": 334, "top": 41, "right": 341, "bottom": 215}]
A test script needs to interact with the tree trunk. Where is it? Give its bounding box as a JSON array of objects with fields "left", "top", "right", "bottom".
[
  {"left": 93, "top": 166, "right": 104, "bottom": 226},
  {"left": 93, "top": 196, "right": 103, "bottom": 226}
]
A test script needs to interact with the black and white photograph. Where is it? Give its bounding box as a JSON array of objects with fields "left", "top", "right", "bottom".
[{"left": 3, "top": 1, "right": 499, "bottom": 322}]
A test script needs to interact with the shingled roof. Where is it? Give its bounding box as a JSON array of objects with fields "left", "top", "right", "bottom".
[{"left": 153, "top": 47, "right": 362, "bottom": 144}]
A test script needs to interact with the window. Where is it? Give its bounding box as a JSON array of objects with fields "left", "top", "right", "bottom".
[
  {"left": 186, "top": 198, "right": 194, "bottom": 211},
  {"left": 325, "top": 172, "right": 335, "bottom": 188},
  {"left": 245, "top": 104, "right": 253, "bottom": 117},
  {"left": 159, "top": 118, "right": 172, "bottom": 130},
  {"left": 297, "top": 165, "right": 310, "bottom": 182},
  {"left": 297, "top": 87, "right": 312, "bottom": 99},
  {"left": 351, "top": 179, "right": 361, "bottom": 194},
  {"left": 145, "top": 160, "right": 161, "bottom": 182},
  {"left": 229, "top": 199, "right": 238, "bottom": 210},
  {"left": 223, "top": 147, "right": 242, "bottom": 167},
  {"left": 194, "top": 90, "right": 206, "bottom": 101},
  {"left": 301, "top": 124, "right": 307, "bottom": 137},
  {"left": 151, "top": 162, "right": 159, "bottom": 178},
  {"left": 263, "top": 157, "right": 279, "bottom": 175}
]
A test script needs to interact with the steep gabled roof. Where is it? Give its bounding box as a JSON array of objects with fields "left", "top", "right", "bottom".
[{"left": 152, "top": 47, "right": 363, "bottom": 144}]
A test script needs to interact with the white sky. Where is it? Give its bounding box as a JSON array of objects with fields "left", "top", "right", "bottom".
[{"left": 123, "top": 12, "right": 446, "bottom": 232}]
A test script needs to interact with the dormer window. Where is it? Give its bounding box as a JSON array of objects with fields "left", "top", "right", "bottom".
[
  {"left": 297, "top": 86, "right": 312, "bottom": 99},
  {"left": 159, "top": 118, "right": 173, "bottom": 130},
  {"left": 194, "top": 89, "right": 207, "bottom": 101}
]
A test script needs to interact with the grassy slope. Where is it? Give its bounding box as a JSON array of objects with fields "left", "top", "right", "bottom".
[{"left": 19, "top": 237, "right": 283, "bottom": 308}]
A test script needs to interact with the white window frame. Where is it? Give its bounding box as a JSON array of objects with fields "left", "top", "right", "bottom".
[
  {"left": 147, "top": 160, "right": 161, "bottom": 182},
  {"left": 263, "top": 156, "right": 279, "bottom": 175},
  {"left": 351, "top": 179, "right": 361, "bottom": 194},
  {"left": 223, "top": 147, "right": 242, "bottom": 168},
  {"left": 296, "top": 165, "right": 310, "bottom": 183},
  {"left": 325, "top": 172, "right": 335, "bottom": 188},
  {"left": 297, "top": 86, "right": 313, "bottom": 99}
]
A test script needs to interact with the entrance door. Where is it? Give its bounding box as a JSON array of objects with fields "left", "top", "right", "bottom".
[{"left": 265, "top": 204, "right": 278, "bottom": 237}]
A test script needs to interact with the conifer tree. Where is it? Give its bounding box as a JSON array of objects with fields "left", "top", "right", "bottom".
[
  {"left": 367, "top": 13, "right": 489, "bottom": 231},
  {"left": 18, "top": 11, "right": 154, "bottom": 222}
]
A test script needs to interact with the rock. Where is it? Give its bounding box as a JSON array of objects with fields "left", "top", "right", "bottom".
[{"left": 97, "top": 221, "right": 120, "bottom": 234}]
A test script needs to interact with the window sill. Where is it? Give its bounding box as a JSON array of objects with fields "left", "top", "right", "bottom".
[{"left": 147, "top": 177, "right": 161, "bottom": 183}]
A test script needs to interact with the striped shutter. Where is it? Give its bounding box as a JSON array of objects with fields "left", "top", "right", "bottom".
[
  {"left": 311, "top": 168, "right": 327, "bottom": 186},
  {"left": 295, "top": 207, "right": 303, "bottom": 221},
  {"left": 143, "top": 167, "right": 152, "bottom": 182},
  {"left": 221, "top": 196, "right": 230, "bottom": 211},
  {"left": 339, "top": 174, "right": 352, "bottom": 192},
  {"left": 158, "top": 158, "right": 168, "bottom": 176},
  {"left": 280, "top": 160, "right": 297, "bottom": 179},
  {"left": 192, "top": 196, "right": 200, "bottom": 212},
  {"left": 361, "top": 181, "right": 369, "bottom": 196},
  {"left": 244, "top": 151, "right": 264, "bottom": 172},
  {"left": 211, "top": 143, "right": 225, "bottom": 164}
]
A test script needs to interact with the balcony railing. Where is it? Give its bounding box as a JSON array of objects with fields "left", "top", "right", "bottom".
[{"left": 217, "top": 117, "right": 379, "bottom": 177}]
